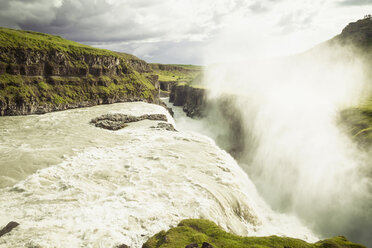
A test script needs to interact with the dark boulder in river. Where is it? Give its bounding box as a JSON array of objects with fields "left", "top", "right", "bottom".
[
  {"left": 151, "top": 122, "right": 177, "bottom": 131},
  {"left": 90, "top": 113, "right": 168, "bottom": 130},
  {"left": 0, "top": 221, "right": 19, "bottom": 238}
]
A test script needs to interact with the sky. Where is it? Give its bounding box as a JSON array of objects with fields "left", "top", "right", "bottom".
[{"left": 0, "top": 0, "right": 371, "bottom": 64}]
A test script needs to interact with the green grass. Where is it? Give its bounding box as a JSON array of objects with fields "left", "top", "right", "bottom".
[
  {"left": 149, "top": 63, "right": 202, "bottom": 84},
  {"left": 0, "top": 27, "right": 116, "bottom": 57},
  {"left": 143, "top": 219, "right": 366, "bottom": 248},
  {"left": 340, "top": 100, "right": 372, "bottom": 145},
  {"left": 0, "top": 73, "right": 155, "bottom": 111},
  {"left": 153, "top": 70, "right": 198, "bottom": 83},
  {"left": 167, "top": 64, "right": 203, "bottom": 70},
  {"left": 0, "top": 73, "right": 22, "bottom": 86},
  {"left": 0, "top": 27, "right": 160, "bottom": 113}
]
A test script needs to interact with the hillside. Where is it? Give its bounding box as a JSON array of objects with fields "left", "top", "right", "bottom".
[
  {"left": 0, "top": 27, "right": 200, "bottom": 116},
  {"left": 330, "top": 17, "right": 372, "bottom": 146},
  {"left": 149, "top": 63, "right": 202, "bottom": 95}
]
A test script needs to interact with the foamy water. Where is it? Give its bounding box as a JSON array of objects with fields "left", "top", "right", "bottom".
[{"left": 0, "top": 102, "right": 316, "bottom": 247}]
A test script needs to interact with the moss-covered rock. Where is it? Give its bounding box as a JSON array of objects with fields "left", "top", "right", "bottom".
[{"left": 143, "top": 219, "right": 366, "bottom": 248}]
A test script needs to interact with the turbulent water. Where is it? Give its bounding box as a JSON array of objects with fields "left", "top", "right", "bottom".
[
  {"left": 0, "top": 102, "right": 316, "bottom": 247},
  {"left": 203, "top": 52, "right": 372, "bottom": 246}
]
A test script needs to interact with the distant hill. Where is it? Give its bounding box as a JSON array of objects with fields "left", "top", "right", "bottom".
[{"left": 334, "top": 17, "right": 372, "bottom": 47}]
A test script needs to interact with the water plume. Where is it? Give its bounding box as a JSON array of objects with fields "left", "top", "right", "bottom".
[{"left": 203, "top": 20, "right": 372, "bottom": 246}]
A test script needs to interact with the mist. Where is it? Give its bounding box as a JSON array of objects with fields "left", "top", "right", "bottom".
[{"left": 201, "top": 17, "right": 372, "bottom": 246}]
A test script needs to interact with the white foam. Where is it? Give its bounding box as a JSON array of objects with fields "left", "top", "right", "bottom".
[{"left": 0, "top": 102, "right": 316, "bottom": 247}]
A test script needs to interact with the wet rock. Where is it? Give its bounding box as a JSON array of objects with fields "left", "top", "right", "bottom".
[
  {"left": 169, "top": 84, "right": 207, "bottom": 118},
  {"left": 90, "top": 113, "right": 168, "bottom": 130},
  {"left": 151, "top": 122, "right": 177, "bottom": 132},
  {"left": 0, "top": 221, "right": 19, "bottom": 237},
  {"left": 93, "top": 120, "right": 128, "bottom": 130},
  {"left": 167, "top": 107, "right": 174, "bottom": 117},
  {"left": 116, "top": 244, "right": 129, "bottom": 248},
  {"left": 172, "top": 84, "right": 188, "bottom": 106},
  {"left": 159, "top": 81, "right": 177, "bottom": 92},
  {"left": 201, "top": 242, "right": 214, "bottom": 248},
  {"left": 183, "top": 86, "right": 207, "bottom": 118},
  {"left": 185, "top": 243, "right": 199, "bottom": 248}
]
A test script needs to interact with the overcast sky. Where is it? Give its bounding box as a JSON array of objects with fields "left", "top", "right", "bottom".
[{"left": 0, "top": 0, "right": 371, "bottom": 64}]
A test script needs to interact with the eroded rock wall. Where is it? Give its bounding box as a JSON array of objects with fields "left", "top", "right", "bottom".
[{"left": 0, "top": 48, "right": 160, "bottom": 116}]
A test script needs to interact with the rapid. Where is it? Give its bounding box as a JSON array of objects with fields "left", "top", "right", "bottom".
[{"left": 0, "top": 101, "right": 316, "bottom": 247}]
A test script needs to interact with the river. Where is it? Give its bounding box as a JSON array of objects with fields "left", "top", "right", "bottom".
[{"left": 0, "top": 101, "right": 316, "bottom": 247}]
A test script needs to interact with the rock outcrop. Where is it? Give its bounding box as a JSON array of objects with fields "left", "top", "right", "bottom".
[
  {"left": 170, "top": 83, "right": 207, "bottom": 117},
  {"left": 169, "top": 83, "right": 246, "bottom": 158},
  {"left": 0, "top": 27, "right": 160, "bottom": 116},
  {"left": 159, "top": 81, "right": 177, "bottom": 92},
  {"left": 334, "top": 17, "right": 372, "bottom": 46},
  {"left": 0, "top": 221, "right": 19, "bottom": 237},
  {"left": 182, "top": 86, "right": 207, "bottom": 118},
  {"left": 90, "top": 113, "right": 168, "bottom": 130},
  {"left": 150, "top": 122, "right": 177, "bottom": 131}
]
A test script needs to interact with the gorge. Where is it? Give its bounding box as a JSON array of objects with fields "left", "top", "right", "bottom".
[{"left": 0, "top": 17, "right": 371, "bottom": 248}]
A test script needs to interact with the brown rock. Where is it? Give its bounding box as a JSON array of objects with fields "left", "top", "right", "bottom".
[
  {"left": 202, "top": 242, "right": 214, "bottom": 248},
  {"left": 116, "top": 245, "right": 129, "bottom": 248},
  {"left": 90, "top": 113, "right": 168, "bottom": 130},
  {"left": 0, "top": 221, "right": 19, "bottom": 237}
]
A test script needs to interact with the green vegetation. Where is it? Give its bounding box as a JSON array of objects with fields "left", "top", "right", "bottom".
[
  {"left": 0, "top": 27, "right": 159, "bottom": 114},
  {"left": 143, "top": 219, "right": 366, "bottom": 248},
  {"left": 0, "top": 27, "right": 116, "bottom": 57},
  {"left": 340, "top": 100, "right": 372, "bottom": 145},
  {"left": 168, "top": 64, "right": 203, "bottom": 70},
  {"left": 150, "top": 63, "right": 202, "bottom": 84},
  {"left": 0, "top": 73, "right": 155, "bottom": 112}
]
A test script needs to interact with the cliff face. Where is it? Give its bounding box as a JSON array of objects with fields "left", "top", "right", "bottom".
[
  {"left": 0, "top": 48, "right": 126, "bottom": 77},
  {"left": 0, "top": 27, "right": 160, "bottom": 116},
  {"left": 170, "top": 83, "right": 246, "bottom": 158},
  {"left": 334, "top": 17, "right": 372, "bottom": 47},
  {"left": 169, "top": 84, "right": 206, "bottom": 117},
  {"left": 150, "top": 63, "right": 202, "bottom": 97}
]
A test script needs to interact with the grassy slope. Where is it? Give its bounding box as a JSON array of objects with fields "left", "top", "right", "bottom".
[
  {"left": 150, "top": 63, "right": 202, "bottom": 83},
  {"left": 0, "top": 27, "right": 156, "bottom": 111},
  {"left": 0, "top": 27, "right": 115, "bottom": 57},
  {"left": 143, "top": 219, "right": 366, "bottom": 248},
  {"left": 333, "top": 19, "right": 372, "bottom": 145},
  {"left": 340, "top": 101, "right": 372, "bottom": 145}
]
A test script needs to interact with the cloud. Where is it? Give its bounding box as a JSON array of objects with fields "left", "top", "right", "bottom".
[
  {"left": 0, "top": 0, "right": 241, "bottom": 62},
  {"left": 0, "top": 0, "right": 235, "bottom": 43},
  {"left": 0, "top": 0, "right": 370, "bottom": 63}
]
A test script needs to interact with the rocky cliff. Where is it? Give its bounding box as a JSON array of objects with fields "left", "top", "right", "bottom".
[
  {"left": 169, "top": 83, "right": 246, "bottom": 158},
  {"left": 0, "top": 27, "right": 160, "bottom": 116},
  {"left": 169, "top": 83, "right": 207, "bottom": 117},
  {"left": 333, "top": 17, "right": 372, "bottom": 47},
  {"left": 151, "top": 63, "right": 202, "bottom": 97},
  {"left": 328, "top": 17, "right": 372, "bottom": 146}
]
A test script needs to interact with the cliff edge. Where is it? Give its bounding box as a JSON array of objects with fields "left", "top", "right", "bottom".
[{"left": 0, "top": 27, "right": 160, "bottom": 116}]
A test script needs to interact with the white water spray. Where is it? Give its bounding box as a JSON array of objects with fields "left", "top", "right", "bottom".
[
  {"left": 0, "top": 102, "right": 316, "bottom": 247},
  {"left": 203, "top": 21, "right": 372, "bottom": 245}
]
